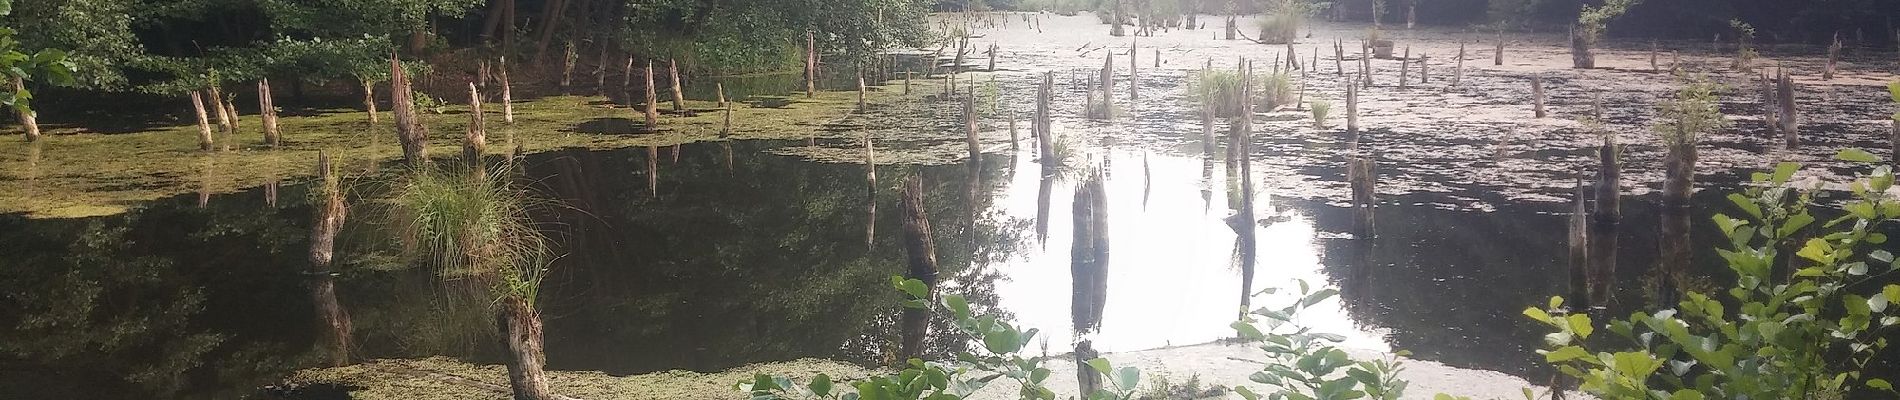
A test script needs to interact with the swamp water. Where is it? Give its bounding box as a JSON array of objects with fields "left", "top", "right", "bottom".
[{"left": 6, "top": 13, "right": 1900, "bottom": 400}]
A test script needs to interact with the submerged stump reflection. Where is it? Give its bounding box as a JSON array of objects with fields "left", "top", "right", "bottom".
[{"left": 898, "top": 174, "right": 940, "bottom": 362}]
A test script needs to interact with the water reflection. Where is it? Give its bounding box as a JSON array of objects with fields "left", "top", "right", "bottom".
[{"left": 0, "top": 142, "right": 1022, "bottom": 399}]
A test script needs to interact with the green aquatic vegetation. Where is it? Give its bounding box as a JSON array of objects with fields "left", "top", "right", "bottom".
[
  {"left": 1255, "top": 0, "right": 1319, "bottom": 44},
  {"left": 0, "top": 77, "right": 940, "bottom": 218},
  {"left": 1653, "top": 74, "right": 1728, "bottom": 146},
  {"left": 1309, "top": 99, "right": 1332, "bottom": 129},
  {"left": 1525, "top": 153, "right": 1900, "bottom": 400},
  {"left": 1186, "top": 69, "right": 1249, "bottom": 118}
]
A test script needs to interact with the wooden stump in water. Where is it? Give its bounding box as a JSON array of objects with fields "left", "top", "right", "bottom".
[
  {"left": 716, "top": 82, "right": 727, "bottom": 108},
  {"left": 1346, "top": 78, "right": 1360, "bottom": 134},
  {"left": 464, "top": 83, "right": 487, "bottom": 173},
  {"left": 1334, "top": 40, "right": 1345, "bottom": 76},
  {"left": 1532, "top": 76, "right": 1547, "bottom": 118},
  {"left": 1825, "top": 34, "right": 1841, "bottom": 81},
  {"left": 1650, "top": 40, "right": 1659, "bottom": 72},
  {"left": 1037, "top": 72, "right": 1054, "bottom": 161},
  {"left": 1008, "top": 110, "right": 1019, "bottom": 152},
  {"left": 308, "top": 150, "right": 354, "bottom": 367},
  {"left": 1777, "top": 70, "right": 1799, "bottom": 148},
  {"left": 191, "top": 90, "right": 214, "bottom": 151},
  {"left": 857, "top": 71, "right": 867, "bottom": 111},
  {"left": 644, "top": 61, "right": 659, "bottom": 129},
  {"left": 1495, "top": 29, "right": 1506, "bottom": 66},
  {"left": 1346, "top": 155, "right": 1376, "bottom": 238},
  {"left": 500, "top": 296, "right": 554, "bottom": 400},
  {"left": 1419, "top": 52, "right": 1429, "bottom": 83},
  {"left": 1454, "top": 42, "right": 1465, "bottom": 85},
  {"left": 721, "top": 103, "right": 733, "bottom": 138},
  {"left": 390, "top": 54, "right": 428, "bottom": 166},
  {"left": 989, "top": 43, "right": 999, "bottom": 71},
  {"left": 897, "top": 174, "right": 940, "bottom": 361},
  {"left": 1130, "top": 40, "right": 1140, "bottom": 102},
  {"left": 361, "top": 79, "right": 379, "bottom": 124},
  {"left": 646, "top": 146, "right": 659, "bottom": 198},
  {"left": 904, "top": 70, "right": 912, "bottom": 95},
  {"left": 1587, "top": 135, "right": 1620, "bottom": 307},
  {"left": 1071, "top": 170, "right": 1109, "bottom": 331},
  {"left": 209, "top": 85, "right": 232, "bottom": 137},
  {"left": 1659, "top": 138, "right": 1695, "bottom": 306},
  {"left": 259, "top": 78, "right": 280, "bottom": 147},
  {"left": 500, "top": 57, "right": 514, "bottom": 124},
  {"left": 669, "top": 59, "right": 685, "bottom": 111},
  {"left": 964, "top": 95, "right": 979, "bottom": 163}
]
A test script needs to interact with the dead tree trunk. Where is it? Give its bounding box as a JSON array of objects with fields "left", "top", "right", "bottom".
[
  {"left": 1777, "top": 70, "right": 1799, "bottom": 147},
  {"left": 1347, "top": 156, "right": 1376, "bottom": 237},
  {"left": 391, "top": 54, "right": 428, "bottom": 166},
  {"left": 209, "top": 85, "right": 232, "bottom": 138},
  {"left": 1587, "top": 135, "right": 1620, "bottom": 307},
  {"left": 806, "top": 31, "right": 818, "bottom": 98},
  {"left": 857, "top": 70, "right": 868, "bottom": 111},
  {"left": 560, "top": 41, "right": 577, "bottom": 90},
  {"left": 1454, "top": 42, "right": 1465, "bottom": 85},
  {"left": 500, "top": 58, "right": 515, "bottom": 124},
  {"left": 1570, "top": 26, "right": 1595, "bottom": 69},
  {"left": 465, "top": 83, "right": 487, "bottom": 173},
  {"left": 1071, "top": 170, "right": 1109, "bottom": 331},
  {"left": 1346, "top": 78, "right": 1360, "bottom": 134},
  {"left": 13, "top": 77, "right": 39, "bottom": 141},
  {"left": 646, "top": 146, "right": 659, "bottom": 197},
  {"left": 362, "top": 79, "right": 379, "bottom": 124},
  {"left": 1334, "top": 40, "right": 1345, "bottom": 76},
  {"left": 1532, "top": 76, "right": 1547, "bottom": 118},
  {"left": 1419, "top": 53, "right": 1429, "bottom": 83},
  {"left": 644, "top": 61, "right": 659, "bottom": 129},
  {"left": 1495, "top": 29, "right": 1506, "bottom": 66},
  {"left": 1659, "top": 138, "right": 1694, "bottom": 306},
  {"left": 308, "top": 150, "right": 354, "bottom": 367},
  {"left": 1650, "top": 40, "right": 1659, "bottom": 72},
  {"left": 898, "top": 175, "right": 940, "bottom": 361},
  {"left": 1825, "top": 34, "right": 1841, "bottom": 80},
  {"left": 191, "top": 90, "right": 214, "bottom": 151},
  {"left": 669, "top": 59, "right": 686, "bottom": 111},
  {"left": 622, "top": 55, "right": 634, "bottom": 88},
  {"left": 500, "top": 296, "right": 554, "bottom": 400},
  {"left": 1130, "top": 40, "right": 1139, "bottom": 102},
  {"left": 1399, "top": 47, "right": 1411, "bottom": 88},
  {"left": 259, "top": 79, "right": 280, "bottom": 147},
  {"left": 965, "top": 94, "right": 980, "bottom": 164},
  {"left": 717, "top": 82, "right": 728, "bottom": 108},
  {"left": 1037, "top": 72, "right": 1054, "bottom": 161}
]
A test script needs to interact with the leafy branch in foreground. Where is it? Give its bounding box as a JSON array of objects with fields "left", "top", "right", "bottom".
[
  {"left": 1526, "top": 150, "right": 1900, "bottom": 400},
  {"left": 1230, "top": 280, "right": 1410, "bottom": 400}
]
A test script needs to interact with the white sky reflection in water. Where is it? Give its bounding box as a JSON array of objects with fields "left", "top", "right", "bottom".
[{"left": 985, "top": 147, "right": 1387, "bottom": 355}]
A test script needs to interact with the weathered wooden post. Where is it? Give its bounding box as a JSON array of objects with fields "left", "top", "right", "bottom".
[
  {"left": 1825, "top": 34, "right": 1841, "bottom": 80},
  {"left": 361, "top": 79, "right": 379, "bottom": 124},
  {"left": 1587, "top": 134, "right": 1620, "bottom": 307},
  {"left": 1454, "top": 41, "right": 1465, "bottom": 85},
  {"left": 308, "top": 150, "right": 354, "bottom": 367},
  {"left": 644, "top": 61, "right": 659, "bottom": 129},
  {"left": 716, "top": 82, "right": 728, "bottom": 108},
  {"left": 1649, "top": 40, "right": 1659, "bottom": 72},
  {"left": 989, "top": 43, "right": 999, "bottom": 71},
  {"left": 1399, "top": 47, "right": 1411, "bottom": 88},
  {"left": 465, "top": 82, "right": 487, "bottom": 173},
  {"left": 1346, "top": 155, "right": 1375, "bottom": 238},
  {"left": 258, "top": 78, "right": 280, "bottom": 147},
  {"left": 222, "top": 95, "right": 241, "bottom": 147},
  {"left": 1346, "top": 78, "right": 1360, "bottom": 134},
  {"left": 857, "top": 70, "right": 868, "bottom": 111},
  {"left": 904, "top": 70, "right": 912, "bottom": 95},
  {"left": 191, "top": 90, "right": 214, "bottom": 151},
  {"left": 1038, "top": 72, "right": 1054, "bottom": 161},
  {"left": 1532, "top": 76, "right": 1547, "bottom": 118},
  {"left": 897, "top": 174, "right": 940, "bottom": 362},
  {"left": 1334, "top": 40, "right": 1345, "bottom": 76},
  {"left": 806, "top": 31, "right": 818, "bottom": 98},
  {"left": 1659, "top": 124, "right": 1696, "bottom": 306},
  {"left": 1567, "top": 183, "right": 1590, "bottom": 306},
  {"left": 209, "top": 85, "right": 233, "bottom": 137},
  {"left": 1419, "top": 53, "right": 1429, "bottom": 83},
  {"left": 1495, "top": 28, "right": 1506, "bottom": 66},
  {"left": 390, "top": 54, "right": 428, "bottom": 166},
  {"left": 1777, "top": 70, "right": 1798, "bottom": 148},
  {"left": 13, "top": 77, "right": 39, "bottom": 141},
  {"left": 1008, "top": 110, "right": 1019, "bottom": 152},
  {"left": 669, "top": 59, "right": 686, "bottom": 111},
  {"left": 721, "top": 103, "right": 733, "bottom": 138},
  {"left": 500, "top": 57, "right": 514, "bottom": 124},
  {"left": 1156, "top": 48, "right": 1162, "bottom": 68},
  {"left": 965, "top": 93, "right": 979, "bottom": 164},
  {"left": 1131, "top": 40, "right": 1140, "bottom": 102}
]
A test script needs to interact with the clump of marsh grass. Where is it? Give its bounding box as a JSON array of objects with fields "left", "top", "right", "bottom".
[
  {"left": 389, "top": 164, "right": 551, "bottom": 292},
  {"left": 1309, "top": 99, "right": 1333, "bottom": 129},
  {"left": 1046, "top": 135, "right": 1090, "bottom": 182},
  {"left": 1256, "top": 0, "right": 1317, "bottom": 44},
  {"left": 1187, "top": 69, "right": 1249, "bottom": 118},
  {"left": 1259, "top": 71, "right": 1295, "bottom": 112}
]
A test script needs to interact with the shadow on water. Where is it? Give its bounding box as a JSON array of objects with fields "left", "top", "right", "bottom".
[{"left": 0, "top": 141, "right": 1023, "bottom": 399}]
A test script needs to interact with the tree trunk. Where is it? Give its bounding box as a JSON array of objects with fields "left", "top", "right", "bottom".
[
  {"left": 669, "top": 59, "right": 685, "bottom": 111},
  {"left": 1532, "top": 76, "right": 1546, "bottom": 118},
  {"left": 13, "top": 77, "right": 39, "bottom": 141},
  {"left": 259, "top": 79, "right": 280, "bottom": 147},
  {"left": 1570, "top": 26, "right": 1594, "bottom": 69},
  {"left": 1777, "top": 70, "right": 1798, "bottom": 148},
  {"left": 1587, "top": 135, "right": 1620, "bottom": 307},
  {"left": 362, "top": 79, "right": 380, "bottom": 124},
  {"left": 1111, "top": 0, "right": 1126, "bottom": 37},
  {"left": 897, "top": 174, "right": 939, "bottom": 361},
  {"left": 806, "top": 31, "right": 818, "bottom": 98},
  {"left": 1658, "top": 140, "right": 1694, "bottom": 306},
  {"left": 466, "top": 83, "right": 488, "bottom": 173},
  {"left": 500, "top": 58, "right": 515, "bottom": 124},
  {"left": 191, "top": 91, "right": 214, "bottom": 151},
  {"left": 646, "top": 146, "right": 659, "bottom": 197},
  {"left": 1825, "top": 34, "right": 1841, "bottom": 80},
  {"left": 1037, "top": 72, "right": 1053, "bottom": 161},
  {"left": 644, "top": 61, "right": 659, "bottom": 129},
  {"left": 532, "top": 0, "right": 570, "bottom": 63},
  {"left": 391, "top": 54, "right": 429, "bottom": 166},
  {"left": 500, "top": 297, "right": 554, "bottom": 400},
  {"left": 308, "top": 151, "right": 354, "bottom": 367},
  {"left": 559, "top": 41, "right": 576, "bottom": 89},
  {"left": 1495, "top": 29, "right": 1505, "bottom": 66},
  {"left": 209, "top": 85, "right": 232, "bottom": 137},
  {"left": 1567, "top": 183, "right": 1590, "bottom": 307}
]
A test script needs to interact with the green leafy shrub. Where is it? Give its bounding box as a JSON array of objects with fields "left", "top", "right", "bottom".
[
  {"left": 1525, "top": 152, "right": 1900, "bottom": 400},
  {"left": 1231, "top": 281, "right": 1410, "bottom": 400}
]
